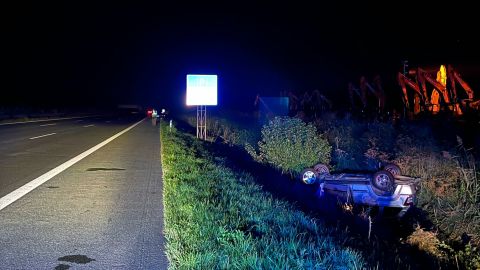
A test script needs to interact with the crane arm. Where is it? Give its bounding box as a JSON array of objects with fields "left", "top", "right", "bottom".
[
  {"left": 416, "top": 71, "right": 428, "bottom": 103},
  {"left": 398, "top": 72, "right": 422, "bottom": 109},
  {"left": 398, "top": 73, "right": 423, "bottom": 97},
  {"left": 373, "top": 75, "right": 383, "bottom": 94},
  {"left": 348, "top": 83, "right": 362, "bottom": 98},
  {"left": 365, "top": 82, "right": 378, "bottom": 95},
  {"left": 453, "top": 71, "right": 474, "bottom": 100},
  {"left": 447, "top": 65, "right": 459, "bottom": 101},
  {"left": 418, "top": 69, "right": 451, "bottom": 104}
]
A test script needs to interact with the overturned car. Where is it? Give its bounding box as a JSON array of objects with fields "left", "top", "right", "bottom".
[{"left": 300, "top": 164, "right": 420, "bottom": 217}]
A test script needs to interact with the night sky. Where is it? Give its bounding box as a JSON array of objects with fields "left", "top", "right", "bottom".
[{"left": 5, "top": 1, "right": 480, "bottom": 111}]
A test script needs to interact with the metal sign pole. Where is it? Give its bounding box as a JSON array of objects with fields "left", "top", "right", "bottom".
[
  {"left": 202, "top": 105, "right": 207, "bottom": 140},
  {"left": 204, "top": 106, "right": 207, "bottom": 139},
  {"left": 196, "top": 105, "right": 199, "bottom": 138},
  {"left": 196, "top": 105, "right": 207, "bottom": 140}
]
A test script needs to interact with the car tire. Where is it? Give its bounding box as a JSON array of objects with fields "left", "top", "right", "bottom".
[
  {"left": 313, "top": 163, "right": 330, "bottom": 176},
  {"left": 383, "top": 163, "right": 401, "bottom": 175},
  {"left": 372, "top": 170, "right": 395, "bottom": 192},
  {"left": 301, "top": 168, "right": 317, "bottom": 185}
]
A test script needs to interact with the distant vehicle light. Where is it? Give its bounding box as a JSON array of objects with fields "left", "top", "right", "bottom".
[{"left": 161, "top": 109, "right": 166, "bottom": 114}]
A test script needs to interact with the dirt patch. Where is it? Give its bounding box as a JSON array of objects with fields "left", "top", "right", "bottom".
[
  {"left": 54, "top": 264, "right": 70, "bottom": 270},
  {"left": 58, "top": 255, "right": 95, "bottom": 264}
]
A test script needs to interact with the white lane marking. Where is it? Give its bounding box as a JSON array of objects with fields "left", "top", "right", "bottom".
[
  {"left": 0, "top": 115, "right": 99, "bottom": 126},
  {"left": 0, "top": 118, "right": 145, "bottom": 211},
  {"left": 29, "top": 133, "right": 57, "bottom": 140},
  {"left": 39, "top": 123, "right": 57, "bottom": 127},
  {"left": 83, "top": 124, "right": 95, "bottom": 128},
  {"left": 7, "top": 152, "right": 28, "bottom": 157}
]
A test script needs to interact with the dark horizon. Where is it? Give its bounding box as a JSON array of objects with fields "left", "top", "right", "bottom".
[{"left": 5, "top": 2, "right": 480, "bottom": 112}]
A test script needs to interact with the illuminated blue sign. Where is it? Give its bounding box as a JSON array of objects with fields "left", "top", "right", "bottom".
[{"left": 186, "top": 74, "right": 218, "bottom": 105}]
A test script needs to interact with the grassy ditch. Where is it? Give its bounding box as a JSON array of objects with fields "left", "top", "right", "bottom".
[
  {"left": 181, "top": 112, "right": 480, "bottom": 269},
  {"left": 160, "top": 122, "right": 365, "bottom": 269}
]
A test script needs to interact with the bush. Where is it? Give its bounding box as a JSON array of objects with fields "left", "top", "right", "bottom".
[{"left": 256, "top": 117, "right": 331, "bottom": 175}]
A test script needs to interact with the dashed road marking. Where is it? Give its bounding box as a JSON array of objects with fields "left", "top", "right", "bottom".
[{"left": 29, "top": 133, "right": 56, "bottom": 140}]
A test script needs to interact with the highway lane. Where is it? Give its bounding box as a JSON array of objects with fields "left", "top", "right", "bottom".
[
  {"left": 0, "top": 115, "right": 142, "bottom": 199},
  {"left": 0, "top": 118, "right": 167, "bottom": 269}
]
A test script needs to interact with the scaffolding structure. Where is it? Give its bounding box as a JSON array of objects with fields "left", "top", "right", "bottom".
[{"left": 196, "top": 105, "right": 207, "bottom": 140}]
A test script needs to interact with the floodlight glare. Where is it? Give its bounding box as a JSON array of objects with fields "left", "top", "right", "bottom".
[{"left": 186, "top": 74, "right": 218, "bottom": 106}]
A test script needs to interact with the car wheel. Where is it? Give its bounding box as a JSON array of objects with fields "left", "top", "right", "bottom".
[
  {"left": 301, "top": 168, "right": 317, "bottom": 185},
  {"left": 383, "top": 163, "right": 401, "bottom": 175},
  {"left": 313, "top": 163, "right": 330, "bottom": 176},
  {"left": 372, "top": 170, "right": 395, "bottom": 192}
]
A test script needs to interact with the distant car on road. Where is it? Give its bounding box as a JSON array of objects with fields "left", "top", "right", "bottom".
[
  {"left": 300, "top": 163, "right": 419, "bottom": 217},
  {"left": 146, "top": 108, "right": 157, "bottom": 118}
]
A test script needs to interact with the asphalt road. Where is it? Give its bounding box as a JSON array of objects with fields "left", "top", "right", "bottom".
[{"left": 0, "top": 115, "right": 168, "bottom": 269}]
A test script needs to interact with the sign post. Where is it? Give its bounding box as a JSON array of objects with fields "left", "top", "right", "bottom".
[
  {"left": 196, "top": 105, "right": 206, "bottom": 139},
  {"left": 186, "top": 74, "right": 217, "bottom": 140}
]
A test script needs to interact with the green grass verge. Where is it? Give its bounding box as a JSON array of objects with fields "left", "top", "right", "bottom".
[{"left": 160, "top": 123, "right": 364, "bottom": 269}]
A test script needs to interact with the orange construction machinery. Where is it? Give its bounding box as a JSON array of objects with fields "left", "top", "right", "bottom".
[
  {"left": 348, "top": 75, "right": 386, "bottom": 115},
  {"left": 398, "top": 64, "right": 479, "bottom": 116}
]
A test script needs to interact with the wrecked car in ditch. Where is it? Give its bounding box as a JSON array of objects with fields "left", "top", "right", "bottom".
[{"left": 300, "top": 163, "right": 420, "bottom": 217}]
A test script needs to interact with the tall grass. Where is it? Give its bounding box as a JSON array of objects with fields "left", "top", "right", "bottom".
[
  {"left": 160, "top": 122, "right": 365, "bottom": 269},
  {"left": 395, "top": 140, "right": 480, "bottom": 245},
  {"left": 393, "top": 135, "right": 480, "bottom": 269},
  {"left": 183, "top": 114, "right": 260, "bottom": 147}
]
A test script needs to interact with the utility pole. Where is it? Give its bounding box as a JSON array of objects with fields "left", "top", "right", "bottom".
[
  {"left": 402, "top": 60, "right": 409, "bottom": 76},
  {"left": 402, "top": 60, "right": 409, "bottom": 118}
]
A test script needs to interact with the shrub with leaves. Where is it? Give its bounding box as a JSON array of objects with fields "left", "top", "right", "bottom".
[{"left": 256, "top": 117, "right": 331, "bottom": 175}]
